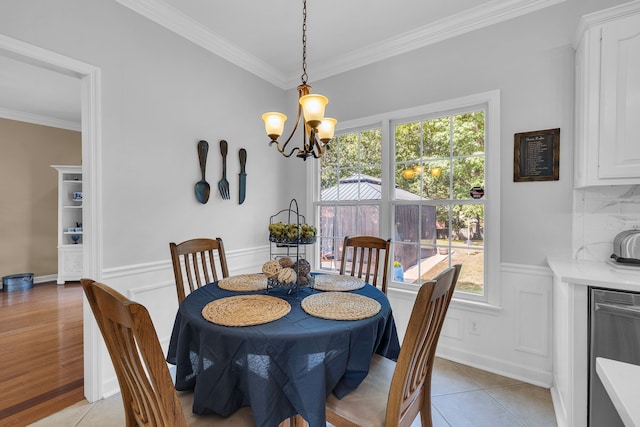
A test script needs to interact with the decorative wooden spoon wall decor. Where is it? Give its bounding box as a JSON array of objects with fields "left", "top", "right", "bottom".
[{"left": 195, "top": 140, "right": 210, "bottom": 204}]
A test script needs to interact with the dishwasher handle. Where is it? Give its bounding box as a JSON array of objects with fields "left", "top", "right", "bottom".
[{"left": 595, "top": 302, "right": 640, "bottom": 319}]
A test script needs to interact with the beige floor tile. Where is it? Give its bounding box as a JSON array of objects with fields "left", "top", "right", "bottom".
[
  {"left": 28, "top": 400, "right": 93, "bottom": 427},
  {"left": 27, "top": 359, "right": 556, "bottom": 427},
  {"left": 433, "top": 390, "right": 525, "bottom": 427},
  {"left": 452, "top": 362, "right": 523, "bottom": 389},
  {"left": 431, "top": 358, "right": 482, "bottom": 396},
  {"left": 430, "top": 407, "right": 450, "bottom": 427},
  {"left": 485, "top": 384, "right": 557, "bottom": 427},
  {"left": 75, "top": 394, "right": 125, "bottom": 427}
]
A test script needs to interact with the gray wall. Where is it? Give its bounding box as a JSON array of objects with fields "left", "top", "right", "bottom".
[
  {"left": 291, "top": 0, "right": 630, "bottom": 266},
  {"left": 0, "top": 0, "right": 290, "bottom": 270}
]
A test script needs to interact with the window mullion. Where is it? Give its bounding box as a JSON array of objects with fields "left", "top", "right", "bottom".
[{"left": 380, "top": 119, "right": 391, "bottom": 240}]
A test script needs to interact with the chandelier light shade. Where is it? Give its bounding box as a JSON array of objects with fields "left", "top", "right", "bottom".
[
  {"left": 262, "top": 0, "right": 337, "bottom": 160},
  {"left": 317, "top": 118, "right": 337, "bottom": 142},
  {"left": 262, "top": 112, "right": 287, "bottom": 140},
  {"left": 299, "top": 94, "right": 328, "bottom": 127}
]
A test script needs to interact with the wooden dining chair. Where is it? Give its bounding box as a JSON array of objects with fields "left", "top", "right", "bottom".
[
  {"left": 169, "top": 237, "right": 229, "bottom": 304},
  {"left": 81, "top": 278, "right": 255, "bottom": 427},
  {"left": 339, "top": 235, "right": 391, "bottom": 293},
  {"left": 325, "top": 264, "right": 462, "bottom": 427}
]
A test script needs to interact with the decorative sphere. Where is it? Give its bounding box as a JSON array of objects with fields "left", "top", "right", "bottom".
[
  {"left": 278, "top": 257, "right": 294, "bottom": 268},
  {"left": 293, "top": 259, "right": 311, "bottom": 277}
]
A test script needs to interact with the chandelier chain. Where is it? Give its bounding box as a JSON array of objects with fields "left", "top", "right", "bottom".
[
  {"left": 301, "top": 0, "right": 308, "bottom": 84},
  {"left": 262, "top": 0, "right": 335, "bottom": 160}
]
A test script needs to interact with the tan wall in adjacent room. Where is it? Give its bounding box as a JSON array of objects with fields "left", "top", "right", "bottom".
[{"left": 0, "top": 118, "right": 81, "bottom": 279}]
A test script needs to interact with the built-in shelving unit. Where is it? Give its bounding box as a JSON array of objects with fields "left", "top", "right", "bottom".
[{"left": 52, "top": 165, "right": 83, "bottom": 284}]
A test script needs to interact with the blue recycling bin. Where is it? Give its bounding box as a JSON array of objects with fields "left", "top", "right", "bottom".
[{"left": 2, "top": 273, "right": 34, "bottom": 292}]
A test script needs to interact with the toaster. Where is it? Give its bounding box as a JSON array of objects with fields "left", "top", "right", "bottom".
[{"left": 611, "top": 229, "right": 640, "bottom": 265}]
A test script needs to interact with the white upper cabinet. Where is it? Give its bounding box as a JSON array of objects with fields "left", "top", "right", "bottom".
[{"left": 575, "top": 2, "right": 640, "bottom": 188}]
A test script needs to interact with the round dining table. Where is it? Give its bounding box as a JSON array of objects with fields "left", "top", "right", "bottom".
[{"left": 166, "top": 277, "right": 400, "bottom": 427}]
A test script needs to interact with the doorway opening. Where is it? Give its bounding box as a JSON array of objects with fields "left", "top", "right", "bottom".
[{"left": 0, "top": 34, "right": 102, "bottom": 403}]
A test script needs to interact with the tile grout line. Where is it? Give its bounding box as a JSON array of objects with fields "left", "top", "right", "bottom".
[{"left": 481, "top": 386, "right": 529, "bottom": 427}]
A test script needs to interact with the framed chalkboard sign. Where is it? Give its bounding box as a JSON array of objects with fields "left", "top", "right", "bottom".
[{"left": 514, "top": 128, "right": 560, "bottom": 182}]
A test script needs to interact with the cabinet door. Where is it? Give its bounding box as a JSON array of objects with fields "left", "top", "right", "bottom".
[{"left": 599, "top": 14, "right": 640, "bottom": 179}]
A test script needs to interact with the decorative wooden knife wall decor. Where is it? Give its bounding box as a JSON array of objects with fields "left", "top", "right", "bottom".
[{"left": 239, "top": 148, "right": 247, "bottom": 204}]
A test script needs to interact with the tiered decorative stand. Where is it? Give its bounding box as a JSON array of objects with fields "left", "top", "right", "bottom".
[{"left": 267, "top": 199, "right": 316, "bottom": 295}]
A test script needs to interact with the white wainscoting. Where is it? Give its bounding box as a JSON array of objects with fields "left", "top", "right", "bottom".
[
  {"left": 388, "top": 262, "right": 553, "bottom": 388},
  {"left": 94, "top": 255, "right": 552, "bottom": 397}
]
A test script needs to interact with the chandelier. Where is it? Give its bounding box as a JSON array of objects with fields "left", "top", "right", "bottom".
[{"left": 261, "top": 0, "right": 337, "bottom": 160}]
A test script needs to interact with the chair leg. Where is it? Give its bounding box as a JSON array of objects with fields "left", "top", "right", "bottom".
[
  {"left": 278, "top": 414, "right": 307, "bottom": 427},
  {"left": 420, "top": 408, "right": 433, "bottom": 427},
  {"left": 419, "top": 387, "right": 434, "bottom": 427}
]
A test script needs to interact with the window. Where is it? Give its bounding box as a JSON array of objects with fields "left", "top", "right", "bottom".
[
  {"left": 393, "top": 111, "right": 485, "bottom": 297},
  {"left": 318, "top": 128, "right": 383, "bottom": 272},
  {"left": 313, "top": 91, "right": 500, "bottom": 304}
]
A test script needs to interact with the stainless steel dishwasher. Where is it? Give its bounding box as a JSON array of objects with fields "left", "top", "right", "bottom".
[{"left": 589, "top": 287, "right": 640, "bottom": 427}]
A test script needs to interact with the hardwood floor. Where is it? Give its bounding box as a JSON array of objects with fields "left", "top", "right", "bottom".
[{"left": 0, "top": 281, "right": 84, "bottom": 426}]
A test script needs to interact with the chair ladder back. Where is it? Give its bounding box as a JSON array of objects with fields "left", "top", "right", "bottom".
[
  {"left": 355, "top": 246, "right": 375, "bottom": 285},
  {"left": 182, "top": 252, "right": 197, "bottom": 295},
  {"left": 205, "top": 249, "right": 221, "bottom": 283},
  {"left": 340, "top": 236, "right": 391, "bottom": 293},
  {"left": 170, "top": 238, "right": 229, "bottom": 304},
  {"left": 386, "top": 264, "right": 461, "bottom": 427},
  {"left": 82, "top": 279, "right": 187, "bottom": 427}
]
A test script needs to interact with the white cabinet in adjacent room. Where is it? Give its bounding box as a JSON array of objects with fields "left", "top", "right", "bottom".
[
  {"left": 574, "top": 2, "right": 640, "bottom": 187},
  {"left": 52, "top": 165, "right": 83, "bottom": 284}
]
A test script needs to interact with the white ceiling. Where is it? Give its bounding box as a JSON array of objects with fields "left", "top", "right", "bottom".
[{"left": 0, "top": 0, "right": 564, "bottom": 129}]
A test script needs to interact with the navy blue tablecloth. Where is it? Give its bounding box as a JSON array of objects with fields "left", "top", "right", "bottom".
[{"left": 167, "top": 281, "right": 400, "bottom": 427}]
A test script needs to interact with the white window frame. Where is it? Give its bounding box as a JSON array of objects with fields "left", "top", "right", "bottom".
[{"left": 307, "top": 90, "right": 500, "bottom": 307}]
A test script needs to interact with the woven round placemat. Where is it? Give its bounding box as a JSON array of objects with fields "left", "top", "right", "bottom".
[
  {"left": 313, "top": 275, "right": 365, "bottom": 292},
  {"left": 301, "top": 292, "right": 381, "bottom": 321},
  {"left": 218, "top": 274, "right": 268, "bottom": 292},
  {"left": 202, "top": 295, "right": 291, "bottom": 327}
]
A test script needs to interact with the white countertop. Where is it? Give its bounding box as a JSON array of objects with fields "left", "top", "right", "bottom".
[
  {"left": 546, "top": 257, "right": 640, "bottom": 292},
  {"left": 596, "top": 358, "right": 640, "bottom": 427}
]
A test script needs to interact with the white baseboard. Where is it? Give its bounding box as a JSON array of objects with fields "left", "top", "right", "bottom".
[
  {"left": 35, "top": 274, "right": 58, "bottom": 283},
  {"left": 550, "top": 385, "right": 567, "bottom": 427},
  {"left": 436, "top": 342, "right": 553, "bottom": 387}
]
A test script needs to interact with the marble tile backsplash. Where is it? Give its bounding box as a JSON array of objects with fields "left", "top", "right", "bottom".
[{"left": 573, "top": 185, "right": 640, "bottom": 261}]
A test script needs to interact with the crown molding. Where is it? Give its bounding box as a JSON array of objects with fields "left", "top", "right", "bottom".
[
  {"left": 0, "top": 107, "right": 81, "bottom": 131},
  {"left": 296, "top": 0, "right": 568, "bottom": 87},
  {"left": 115, "top": 0, "right": 567, "bottom": 90},
  {"left": 114, "top": 0, "right": 287, "bottom": 88},
  {"left": 575, "top": 0, "right": 640, "bottom": 45}
]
